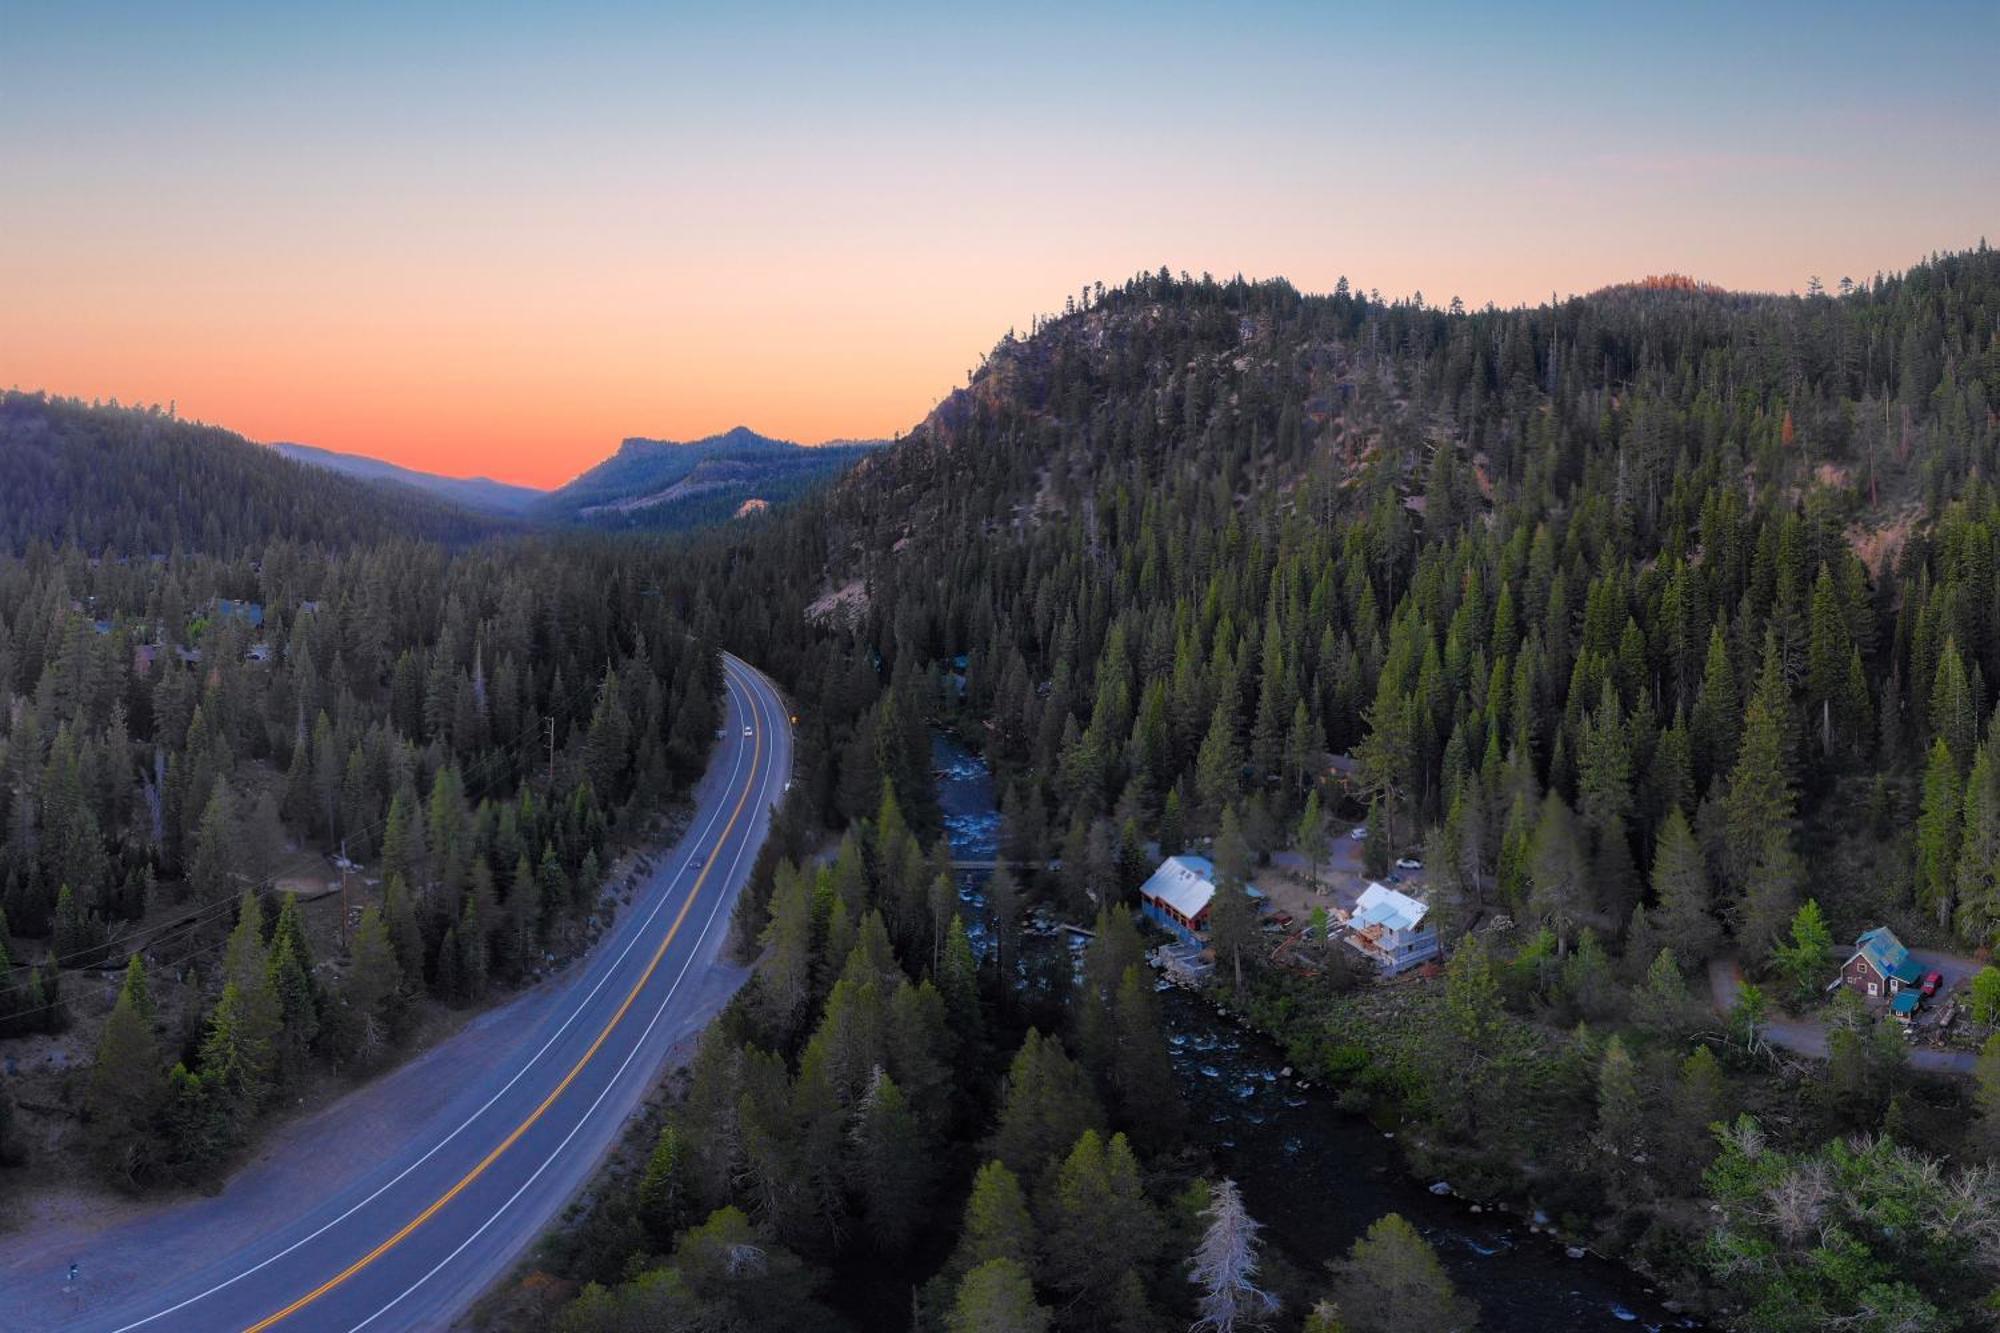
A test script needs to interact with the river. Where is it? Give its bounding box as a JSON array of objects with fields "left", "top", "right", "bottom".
[{"left": 932, "top": 732, "right": 1694, "bottom": 1331}]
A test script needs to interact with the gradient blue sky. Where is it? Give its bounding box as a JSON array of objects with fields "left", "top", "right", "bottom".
[{"left": 5, "top": 1, "right": 1995, "bottom": 484}]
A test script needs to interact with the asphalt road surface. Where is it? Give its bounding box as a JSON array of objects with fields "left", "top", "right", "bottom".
[{"left": 1, "top": 652, "right": 790, "bottom": 1332}]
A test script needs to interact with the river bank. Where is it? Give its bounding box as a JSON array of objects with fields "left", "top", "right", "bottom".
[{"left": 932, "top": 731, "right": 1696, "bottom": 1330}]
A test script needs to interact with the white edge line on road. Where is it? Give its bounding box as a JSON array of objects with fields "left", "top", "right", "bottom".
[
  {"left": 101, "top": 664, "right": 756, "bottom": 1333},
  {"left": 343, "top": 664, "right": 782, "bottom": 1331}
]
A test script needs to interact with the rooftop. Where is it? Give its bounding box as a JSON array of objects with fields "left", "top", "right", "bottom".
[
  {"left": 1351, "top": 881, "right": 1428, "bottom": 934},
  {"left": 1140, "top": 854, "right": 1216, "bottom": 920},
  {"left": 1855, "top": 926, "right": 1923, "bottom": 985}
]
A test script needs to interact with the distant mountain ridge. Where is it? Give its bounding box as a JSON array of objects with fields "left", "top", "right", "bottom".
[
  {"left": 271, "top": 441, "right": 545, "bottom": 516},
  {"left": 530, "top": 425, "right": 881, "bottom": 530},
  {"left": 0, "top": 392, "right": 504, "bottom": 554}
]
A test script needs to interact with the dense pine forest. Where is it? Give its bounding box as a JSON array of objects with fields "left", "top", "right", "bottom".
[
  {"left": 0, "top": 392, "right": 506, "bottom": 553},
  {"left": 537, "top": 245, "right": 2000, "bottom": 1331},
  {"left": 8, "top": 244, "right": 2000, "bottom": 1330},
  {"left": 0, "top": 400, "right": 718, "bottom": 1187}
]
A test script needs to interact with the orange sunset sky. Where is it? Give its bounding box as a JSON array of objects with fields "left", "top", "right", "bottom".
[{"left": 6, "top": 3, "right": 1996, "bottom": 488}]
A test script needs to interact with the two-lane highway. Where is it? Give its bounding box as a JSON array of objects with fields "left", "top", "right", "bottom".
[{"left": 0, "top": 652, "right": 790, "bottom": 1332}]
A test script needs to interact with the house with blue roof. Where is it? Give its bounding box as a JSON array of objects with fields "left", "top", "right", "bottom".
[{"left": 1836, "top": 925, "right": 1923, "bottom": 1002}]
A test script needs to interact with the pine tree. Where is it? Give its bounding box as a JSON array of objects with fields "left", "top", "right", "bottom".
[
  {"left": 380, "top": 787, "right": 426, "bottom": 894},
  {"left": 1635, "top": 947, "right": 1693, "bottom": 1035},
  {"left": 1188, "top": 1176, "right": 1279, "bottom": 1333},
  {"left": 939, "top": 914, "right": 982, "bottom": 1054},
  {"left": 1917, "top": 736, "right": 1963, "bottom": 929},
  {"left": 988, "top": 863, "right": 1023, "bottom": 986},
  {"left": 1195, "top": 701, "right": 1243, "bottom": 824},
  {"left": 1770, "top": 899, "right": 1834, "bottom": 1002},
  {"left": 757, "top": 860, "right": 816, "bottom": 1043},
  {"left": 1326, "top": 1212, "right": 1475, "bottom": 1333},
  {"left": 1957, "top": 737, "right": 2000, "bottom": 945},
  {"left": 1723, "top": 689, "right": 1803, "bottom": 955},
  {"left": 1296, "top": 789, "right": 1329, "bottom": 889},
  {"left": 382, "top": 873, "right": 425, "bottom": 991},
  {"left": 990, "top": 1030, "right": 1102, "bottom": 1184},
  {"left": 341, "top": 903, "right": 402, "bottom": 1062},
  {"left": 269, "top": 934, "right": 319, "bottom": 1079},
  {"left": 1209, "top": 807, "right": 1259, "bottom": 992},
  {"left": 949, "top": 1160, "right": 1037, "bottom": 1283},
  {"left": 87, "top": 956, "right": 164, "bottom": 1186},
  {"left": 637, "top": 1119, "right": 694, "bottom": 1247},
  {"left": 1932, "top": 639, "right": 1977, "bottom": 771},
  {"left": 1438, "top": 931, "right": 1503, "bottom": 1137},
  {"left": 1042, "top": 1130, "right": 1160, "bottom": 1327},
  {"left": 1527, "top": 791, "right": 1589, "bottom": 949},
  {"left": 1975, "top": 1034, "right": 2000, "bottom": 1156},
  {"left": 187, "top": 779, "right": 237, "bottom": 907},
  {"left": 851, "top": 1067, "right": 927, "bottom": 1254},
  {"left": 1110, "top": 963, "right": 1180, "bottom": 1147},
  {"left": 1159, "top": 787, "right": 1186, "bottom": 857},
  {"left": 1670, "top": 1045, "right": 1727, "bottom": 1173},
  {"left": 1691, "top": 625, "right": 1739, "bottom": 790},
  {"left": 1972, "top": 967, "right": 2000, "bottom": 1026},
  {"left": 270, "top": 891, "right": 316, "bottom": 987},
  {"left": 1648, "top": 807, "right": 1719, "bottom": 964},
  {"left": 52, "top": 883, "right": 104, "bottom": 965},
  {"left": 221, "top": 891, "right": 283, "bottom": 1097},
  {"left": 1595, "top": 1034, "right": 1644, "bottom": 1162},
  {"left": 1362, "top": 797, "right": 1391, "bottom": 880},
  {"left": 949, "top": 1258, "right": 1050, "bottom": 1333},
  {"left": 196, "top": 983, "right": 265, "bottom": 1147}
]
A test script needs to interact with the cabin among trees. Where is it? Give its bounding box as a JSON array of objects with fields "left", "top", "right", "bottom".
[
  {"left": 1343, "top": 881, "right": 1439, "bottom": 975},
  {"left": 1138, "top": 855, "right": 1215, "bottom": 944},
  {"left": 1835, "top": 926, "right": 1922, "bottom": 1002}
]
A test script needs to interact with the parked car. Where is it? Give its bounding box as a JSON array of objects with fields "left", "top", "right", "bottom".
[
  {"left": 1350, "top": 826, "right": 1367, "bottom": 841},
  {"left": 1394, "top": 856, "right": 1423, "bottom": 871},
  {"left": 1920, "top": 969, "right": 1945, "bottom": 998}
]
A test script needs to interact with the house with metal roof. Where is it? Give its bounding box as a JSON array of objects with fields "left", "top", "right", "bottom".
[
  {"left": 1835, "top": 925, "right": 1923, "bottom": 1001},
  {"left": 1138, "top": 855, "right": 1216, "bottom": 945},
  {"left": 1344, "top": 881, "right": 1440, "bottom": 975}
]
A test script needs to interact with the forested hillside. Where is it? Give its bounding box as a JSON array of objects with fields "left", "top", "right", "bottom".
[
  {"left": 684, "top": 247, "right": 2000, "bottom": 933},
  {"left": 548, "top": 245, "right": 2000, "bottom": 1331},
  {"left": 0, "top": 393, "right": 504, "bottom": 553},
  {"left": 273, "top": 440, "right": 545, "bottom": 517},
  {"left": 11, "top": 244, "right": 2000, "bottom": 1328},
  {"left": 531, "top": 427, "right": 878, "bottom": 531},
  {"left": 0, "top": 479, "right": 718, "bottom": 1186}
]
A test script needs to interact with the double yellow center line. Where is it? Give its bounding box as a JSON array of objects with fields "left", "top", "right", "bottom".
[{"left": 243, "top": 674, "right": 764, "bottom": 1331}]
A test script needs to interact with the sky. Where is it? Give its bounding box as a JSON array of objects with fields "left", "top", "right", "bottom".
[{"left": 4, "top": 2, "right": 1996, "bottom": 488}]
